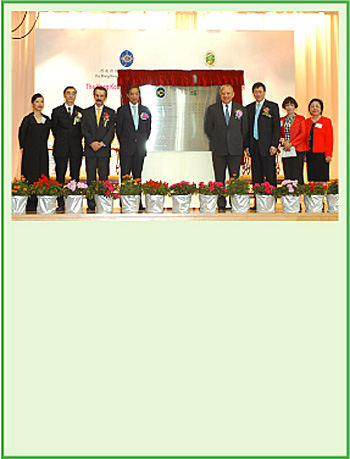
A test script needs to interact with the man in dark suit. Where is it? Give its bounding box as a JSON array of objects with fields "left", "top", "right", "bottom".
[
  {"left": 115, "top": 85, "right": 151, "bottom": 209},
  {"left": 51, "top": 86, "right": 84, "bottom": 211},
  {"left": 81, "top": 86, "right": 115, "bottom": 212},
  {"left": 244, "top": 82, "right": 280, "bottom": 198},
  {"left": 204, "top": 84, "right": 248, "bottom": 211}
]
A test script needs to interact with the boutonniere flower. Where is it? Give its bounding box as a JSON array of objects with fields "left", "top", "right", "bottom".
[
  {"left": 140, "top": 112, "right": 149, "bottom": 121},
  {"left": 102, "top": 112, "right": 110, "bottom": 127},
  {"left": 262, "top": 107, "right": 272, "bottom": 118},
  {"left": 235, "top": 110, "right": 243, "bottom": 120},
  {"left": 73, "top": 111, "right": 82, "bottom": 125}
]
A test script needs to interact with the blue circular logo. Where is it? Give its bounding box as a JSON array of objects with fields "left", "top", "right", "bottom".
[
  {"left": 156, "top": 87, "right": 165, "bottom": 98},
  {"left": 120, "top": 50, "right": 134, "bottom": 67}
]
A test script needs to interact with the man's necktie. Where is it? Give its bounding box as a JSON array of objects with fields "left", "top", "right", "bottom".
[
  {"left": 133, "top": 105, "right": 139, "bottom": 130},
  {"left": 96, "top": 107, "right": 101, "bottom": 126},
  {"left": 254, "top": 103, "right": 261, "bottom": 140},
  {"left": 68, "top": 107, "right": 72, "bottom": 117},
  {"left": 225, "top": 105, "right": 230, "bottom": 126}
]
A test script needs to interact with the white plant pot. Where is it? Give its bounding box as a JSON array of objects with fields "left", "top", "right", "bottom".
[
  {"left": 256, "top": 194, "right": 275, "bottom": 213},
  {"left": 145, "top": 194, "right": 165, "bottom": 213},
  {"left": 172, "top": 195, "right": 191, "bottom": 213},
  {"left": 64, "top": 195, "right": 84, "bottom": 214},
  {"left": 95, "top": 194, "right": 114, "bottom": 213},
  {"left": 11, "top": 195, "right": 28, "bottom": 214},
  {"left": 326, "top": 194, "right": 339, "bottom": 213},
  {"left": 304, "top": 195, "right": 324, "bottom": 213},
  {"left": 199, "top": 194, "right": 218, "bottom": 213},
  {"left": 281, "top": 195, "right": 301, "bottom": 213},
  {"left": 230, "top": 194, "right": 250, "bottom": 213},
  {"left": 37, "top": 195, "right": 57, "bottom": 215},
  {"left": 120, "top": 195, "right": 140, "bottom": 213}
]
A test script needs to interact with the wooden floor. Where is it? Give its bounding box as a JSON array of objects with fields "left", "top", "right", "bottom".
[{"left": 12, "top": 202, "right": 338, "bottom": 221}]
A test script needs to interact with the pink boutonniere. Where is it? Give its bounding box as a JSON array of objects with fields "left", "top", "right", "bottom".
[
  {"left": 235, "top": 110, "right": 243, "bottom": 120},
  {"left": 262, "top": 107, "right": 272, "bottom": 118},
  {"left": 140, "top": 112, "right": 149, "bottom": 120}
]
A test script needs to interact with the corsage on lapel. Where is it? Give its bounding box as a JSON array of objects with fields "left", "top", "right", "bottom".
[
  {"left": 262, "top": 107, "right": 272, "bottom": 118},
  {"left": 234, "top": 109, "right": 243, "bottom": 120},
  {"left": 73, "top": 111, "right": 82, "bottom": 125},
  {"left": 140, "top": 112, "right": 149, "bottom": 121},
  {"left": 102, "top": 112, "right": 110, "bottom": 127}
]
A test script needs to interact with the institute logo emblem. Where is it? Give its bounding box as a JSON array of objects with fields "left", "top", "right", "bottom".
[
  {"left": 120, "top": 50, "right": 134, "bottom": 67},
  {"left": 205, "top": 51, "right": 216, "bottom": 67},
  {"left": 156, "top": 87, "right": 165, "bottom": 98}
]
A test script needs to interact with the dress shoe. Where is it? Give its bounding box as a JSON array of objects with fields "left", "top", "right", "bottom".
[
  {"left": 56, "top": 206, "right": 65, "bottom": 212},
  {"left": 139, "top": 204, "right": 145, "bottom": 211},
  {"left": 218, "top": 206, "right": 226, "bottom": 212},
  {"left": 250, "top": 205, "right": 257, "bottom": 211},
  {"left": 86, "top": 208, "right": 95, "bottom": 213}
]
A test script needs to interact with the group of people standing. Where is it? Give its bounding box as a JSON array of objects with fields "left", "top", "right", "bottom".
[
  {"left": 204, "top": 81, "right": 334, "bottom": 210},
  {"left": 18, "top": 81, "right": 333, "bottom": 213},
  {"left": 18, "top": 85, "right": 151, "bottom": 212}
]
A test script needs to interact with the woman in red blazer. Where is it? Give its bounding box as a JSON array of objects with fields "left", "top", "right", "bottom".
[
  {"left": 305, "top": 98, "right": 333, "bottom": 182},
  {"left": 279, "top": 96, "right": 307, "bottom": 184}
]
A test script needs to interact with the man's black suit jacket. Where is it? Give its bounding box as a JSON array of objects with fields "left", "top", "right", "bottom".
[
  {"left": 51, "top": 104, "right": 84, "bottom": 158},
  {"left": 204, "top": 101, "right": 248, "bottom": 156},
  {"left": 81, "top": 105, "right": 115, "bottom": 158},
  {"left": 115, "top": 103, "right": 151, "bottom": 158},
  {"left": 245, "top": 99, "right": 280, "bottom": 157}
]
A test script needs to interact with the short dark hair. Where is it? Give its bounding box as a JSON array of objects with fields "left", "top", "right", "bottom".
[
  {"left": 127, "top": 85, "right": 140, "bottom": 94},
  {"left": 252, "top": 82, "right": 266, "bottom": 93},
  {"left": 93, "top": 86, "right": 107, "bottom": 96},
  {"left": 31, "top": 93, "right": 43, "bottom": 104},
  {"left": 282, "top": 96, "right": 298, "bottom": 109},
  {"left": 308, "top": 98, "right": 324, "bottom": 114},
  {"left": 64, "top": 86, "right": 76, "bottom": 94}
]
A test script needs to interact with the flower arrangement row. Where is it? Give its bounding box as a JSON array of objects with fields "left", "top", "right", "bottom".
[{"left": 12, "top": 175, "right": 339, "bottom": 198}]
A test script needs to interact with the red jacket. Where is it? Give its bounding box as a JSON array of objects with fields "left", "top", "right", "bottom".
[
  {"left": 280, "top": 113, "right": 307, "bottom": 152},
  {"left": 305, "top": 116, "right": 333, "bottom": 157}
]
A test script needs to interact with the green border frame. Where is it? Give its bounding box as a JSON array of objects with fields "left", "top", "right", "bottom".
[{"left": 1, "top": 1, "right": 348, "bottom": 458}]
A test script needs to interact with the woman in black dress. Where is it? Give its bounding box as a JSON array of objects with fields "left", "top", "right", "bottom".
[{"left": 18, "top": 93, "right": 51, "bottom": 211}]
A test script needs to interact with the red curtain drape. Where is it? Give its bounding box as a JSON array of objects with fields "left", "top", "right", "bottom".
[{"left": 117, "top": 69, "right": 244, "bottom": 105}]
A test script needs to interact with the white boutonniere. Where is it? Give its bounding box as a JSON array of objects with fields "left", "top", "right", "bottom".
[
  {"left": 73, "top": 111, "right": 82, "bottom": 125},
  {"left": 235, "top": 110, "right": 243, "bottom": 120},
  {"left": 140, "top": 112, "right": 149, "bottom": 121},
  {"left": 262, "top": 107, "right": 272, "bottom": 118}
]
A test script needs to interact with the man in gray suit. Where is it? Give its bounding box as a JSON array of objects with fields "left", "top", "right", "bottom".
[{"left": 204, "top": 84, "right": 248, "bottom": 211}]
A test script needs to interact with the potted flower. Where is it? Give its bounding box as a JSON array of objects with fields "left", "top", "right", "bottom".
[
  {"left": 142, "top": 179, "right": 169, "bottom": 213},
  {"left": 63, "top": 180, "right": 88, "bottom": 214},
  {"left": 302, "top": 182, "right": 327, "bottom": 213},
  {"left": 86, "top": 180, "right": 118, "bottom": 213},
  {"left": 32, "top": 174, "right": 63, "bottom": 214},
  {"left": 169, "top": 181, "right": 197, "bottom": 214},
  {"left": 326, "top": 178, "right": 339, "bottom": 213},
  {"left": 119, "top": 175, "right": 142, "bottom": 213},
  {"left": 253, "top": 182, "right": 277, "bottom": 213},
  {"left": 226, "top": 176, "right": 250, "bottom": 213},
  {"left": 276, "top": 179, "right": 303, "bottom": 213},
  {"left": 197, "top": 181, "right": 226, "bottom": 213},
  {"left": 11, "top": 176, "right": 32, "bottom": 214}
]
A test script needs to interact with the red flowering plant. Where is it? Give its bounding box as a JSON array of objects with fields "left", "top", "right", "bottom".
[
  {"left": 12, "top": 176, "right": 32, "bottom": 196},
  {"left": 197, "top": 181, "right": 227, "bottom": 196},
  {"left": 226, "top": 175, "right": 250, "bottom": 195},
  {"left": 86, "top": 180, "right": 119, "bottom": 200},
  {"left": 32, "top": 174, "right": 63, "bottom": 196},
  {"left": 253, "top": 182, "right": 277, "bottom": 197},
  {"left": 302, "top": 182, "right": 327, "bottom": 197},
  {"left": 142, "top": 179, "right": 169, "bottom": 196},
  {"left": 168, "top": 181, "right": 197, "bottom": 195},
  {"left": 327, "top": 178, "right": 339, "bottom": 195}
]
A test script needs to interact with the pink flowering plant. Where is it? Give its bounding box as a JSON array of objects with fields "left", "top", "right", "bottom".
[
  {"left": 197, "top": 181, "right": 226, "bottom": 196},
  {"left": 253, "top": 182, "right": 277, "bottom": 197},
  {"left": 86, "top": 180, "right": 119, "bottom": 200},
  {"left": 276, "top": 179, "right": 303, "bottom": 197},
  {"left": 63, "top": 180, "right": 88, "bottom": 196},
  {"left": 169, "top": 181, "right": 197, "bottom": 195}
]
